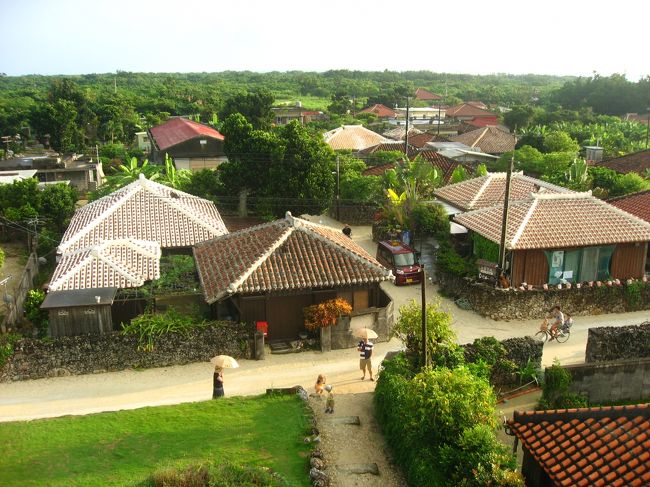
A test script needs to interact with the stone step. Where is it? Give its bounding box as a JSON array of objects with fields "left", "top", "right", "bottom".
[
  {"left": 335, "top": 463, "right": 380, "bottom": 475},
  {"left": 324, "top": 415, "right": 361, "bottom": 425}
]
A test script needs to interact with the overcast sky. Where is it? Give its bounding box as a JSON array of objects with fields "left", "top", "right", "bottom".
[{"left": 1, "top": 0, "right": 647, "bottom": 80}]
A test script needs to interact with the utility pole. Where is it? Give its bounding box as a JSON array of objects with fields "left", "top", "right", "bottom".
[
  {"left": 335, "top": 155, "right": 340, "bottom": 221},
  {"left": 646, "top": 111, "right": 649, "bottom": 149},
  {"left": 497, "top": 133, "right": 516, "bottom": 287},
  {"left": 421, "top": 267, "right": 427, "bottom": 367},
  {"left": 404, "top": 96, "right": 410, "bottom": 157}
]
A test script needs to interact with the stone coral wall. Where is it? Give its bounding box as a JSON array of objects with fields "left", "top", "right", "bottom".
[
  {"left": 438, "top": 272, "right": 650, "bottom": 320},
  {"left": 565, "top": 358, "right": 650, "bottom": 404},
  {"left": 329, "top": 205, "right": 377, "bottom": 225},
  {"left": 585, "top": 322, "right": 650, "bottom": 363},
  {"left": 0, "top": 322, "right": 253, "bottom": 382}
]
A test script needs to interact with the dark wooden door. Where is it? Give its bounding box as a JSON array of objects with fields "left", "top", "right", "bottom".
[{"left": 266, "top": 294, "right": 312, "bottom": 340}]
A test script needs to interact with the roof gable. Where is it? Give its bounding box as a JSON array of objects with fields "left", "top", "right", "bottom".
[
  {"left": 323, "top": 125, "right": 388, "bottom": 150},
  {"left": 450, "top": 126, "right": 516, "bottom": 154},
  {"left": 150, "top": 118, "right": 224, "bottom": 151},
  {"left": 359, "top": 104, "right": 397, "bottom": 118},
  {"left": 507, "top": 404, "right": 650, "bottom": 487},
  {"left": 415, "top": 88, "right": 442, "bottom": 100},
  {"left": 194, "top": 213, "right": 391, "bottom": 303},
  {"left": 59, "top": 175, "right": 228, "bottom": 253},
  {"left": 454, "top": 192, "right": 650, "bottom": 249}
]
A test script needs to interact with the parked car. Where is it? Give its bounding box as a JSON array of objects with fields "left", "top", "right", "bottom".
[{"left": 376, "top": 240, "right": 423, "bottom": 285}]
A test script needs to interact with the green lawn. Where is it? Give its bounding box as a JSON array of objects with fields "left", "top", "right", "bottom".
[{"left": 0, "top": 394, "right": 312, "bottom": 486}]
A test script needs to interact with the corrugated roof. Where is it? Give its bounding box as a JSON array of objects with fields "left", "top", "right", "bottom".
[
  {"left": 434, "top": 173, "right": 571, "bottom": 212},
  {"left": 41, "top": 288, "right": 118, "bottom": 309},
  {"left": 49, "top": 239, "right": 161, "bottom": 291},
  {"left": 194, "top": 212, "right": 392, "bottom": 303},
  {"left": 454, "top": 192, "right": 650, "bottom": 249},
  {"left": 609, "top": 190, "right": 650, "bottom": 223},
  {"left": 323, "top": 125, "right": 388, "bottom": 150},
  {"left": 150, "top": 117, "right": 224, "bottom": 151},
  {"left": 507, "top": 404, "right": 650, "bottom": 487},
  {"left": 59, "top": 175, "right": 228, "bottom": 253},
  {"left": 451, "top": 126, "right": 516, "bottom": 154}
]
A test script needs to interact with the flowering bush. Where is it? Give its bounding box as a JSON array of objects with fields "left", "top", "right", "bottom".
[{"left": 303, "top": 298, "right": 352, "bottom": 331}]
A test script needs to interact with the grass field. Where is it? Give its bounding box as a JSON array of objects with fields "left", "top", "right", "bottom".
[{"left": 0, "top": 394, "right": 312, "bottom": 486}]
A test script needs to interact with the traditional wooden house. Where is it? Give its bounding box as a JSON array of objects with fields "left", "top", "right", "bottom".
[
  {"left": 194, "top": 213, "right": 393, "bottom": 346},
  {"left": 506, "top": 404, "right": 650, "bottom": 487},
  {"left": 445, "top": 103, "right": 499, "bottom": 127},
  {"left": 149, "top": 117, "right": 227, "bottom": 172},
  {"left": 43, "top": 175, "right": 229, "bottom": 336},
  {"left": 454, "top": 192, "right": 650, "bottom": 286},
  {"left": 609, "top": 190, "right": 650, "bottom": 272}
]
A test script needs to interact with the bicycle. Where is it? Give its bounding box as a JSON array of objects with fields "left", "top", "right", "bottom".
[{"left": 535, "top": 318, "right": 571, "bottom": 343}]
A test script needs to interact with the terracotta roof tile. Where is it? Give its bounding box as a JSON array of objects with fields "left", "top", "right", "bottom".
[
  {"left": 150, "top": 117, "right": 224, "bottom": 151},
  {"left": 450, "top": 126, "right": 516, "bottom": 154},
  {"left": 597, "top": 149, "right": 650, "bottom": 174},
  {"left": 323, "top": 125, "right": 388, "bottom": 150},
  {"left": 359, "top": 104, "right": 397, "bottom": 118},
  {"left": 362, "top": 163, "right": 395, "bottom": 177},
  {"left": 59, "top": 176, "right": 228, "bottom": 253},
  {"left": 382, "top": 126, "right": 423, "bottom": 141},
  {"left": 507, "top": 404, "right": 650, "bottom": 487},
  {"left": 357, "top": 141, "right": 417, "bottom": 158},
  {"left": 446, "top": 103, "right": 496, "bottom": 118},
  {"left": 407, "top": 132, "right": 437, "bottom": 148},
  {"left": 415, "top": 88, "right": 443, "bottom": 100},
  {"left": 417, "top": 150, "right": 473, "bottom": 184},
  {"left": 49, "top": 239, "right": 161, "bottom": 291},
  {"left": 434, "top": 172, "right": 571, "bottom": 212},
  {"left": 608, "top": 190, "right": 650, "bottom": 223},
  {"left": 454, "top": 192, "right": 650, "bottom": 249},
  {"left": 194, "top": 213, "right": 392, "bottom": 303}
]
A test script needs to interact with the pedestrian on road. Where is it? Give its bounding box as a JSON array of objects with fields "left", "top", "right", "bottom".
[
  {"left": 342, "top": 224, "right": 352, "bottom": 238},
  {"left": 324, "top": 385, "right": 335, "bottom": 413},
  {"left": 358, "top": 337, "right": 374, "bottom": 381},
  {"left": 212, "top": 366, "right": 224, "bottom": 398}
]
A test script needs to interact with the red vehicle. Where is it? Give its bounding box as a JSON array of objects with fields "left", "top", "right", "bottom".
[{"left": 376, "top": 240, "right": 423, "bottom": 285}]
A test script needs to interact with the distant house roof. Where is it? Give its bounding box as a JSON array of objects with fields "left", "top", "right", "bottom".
[
  {"left": 596, "top": 149, "right": 650, "bottom": 175},
  {"left": 149, "top": 117, "right": 224, "bottom": 151},
  {"left": 406, "top": 133, "right": 437, "bottom": 148},
  {"left": 415, "top": 88, "right": 442, "bottom": 101},
  {"left": 59, "top": 175, "right": 228, "bottom": 253},
  {"left": 357, "top": 141, "right": 417, "bottom": 158},
  {"left": 194, "top": 212, "right": 392, "bottom": 303},
  {"left": 41, "top": 288, "right": 118, "bottom": 309},
  {"left": 434, "top": 172, "right": 570, "bottom": 212},
  {"left": 450, "top": 126, "right": 516, "bottom": 154},
  {"left": 446, "top": 103, "right": 496, "bottom": 118},
  {"left": 382, "top": 126, "right": 423, "bottom": 141},
  {"left": 506, "top": 404, "right": 650, "bottom": 487},
  {"left": 362, "top": 162, "right": 395, "bottom": 177},
  {"left": 323, "top": 125, "right": 388, "bottom": 151},
  {"left": 454, "top": 192, "right": 650, "bottom": 250},
  {"left": 608, "top": 190, "right": 650, "bottom": 223},
  {"left": 49, "top": 239, "right": 161, "bottom": 291},
  {"left": 359, "top": 104, "right": 397, "bottom": 118},
  {"left": 0, "top": 170, "right": 37, "bottom": 184},
  {"left": 466, "top": 101, "right": 488, "bottom": 110},
  {"left": 417, "top": 150, "right": 472, "bottom": 184}
]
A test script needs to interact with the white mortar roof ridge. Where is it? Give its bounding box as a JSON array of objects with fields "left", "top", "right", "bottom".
[{"left": 509, "top": 197, "right": 539, "bottom": 247}]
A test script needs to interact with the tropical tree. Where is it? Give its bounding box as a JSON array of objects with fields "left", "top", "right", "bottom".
[{"left": 158, "top": 154, "right": 191, "bottom": 189}]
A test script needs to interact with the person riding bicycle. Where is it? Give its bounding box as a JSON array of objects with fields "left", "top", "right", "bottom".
[{"left": 548, "top": 305, "right": 564, "bottom": 341}]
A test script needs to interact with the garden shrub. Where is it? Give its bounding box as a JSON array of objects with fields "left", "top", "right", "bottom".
[
  {"left": 24, "top": 289, "right": 48, "bottom": 338},
  {"left": 538, "top": 362, "right": 588, "bottom": 410},
  {"left": 153, "top": 255, "right": 200, "bottom": 293},
  {"left": 411, "top": 202, "right": 449, "bottom": 239},
  {"left": 0, "top": 333, "right": 21, "bottom": 368},
  {"left": 146, "top": 460, "right": 288, "bottom": 487},
  {"left": 436, "top": 243, "right": 475, "bottom": 277},
  {"left": 303, "top": 298, "right": 351, "bottom": 331}
]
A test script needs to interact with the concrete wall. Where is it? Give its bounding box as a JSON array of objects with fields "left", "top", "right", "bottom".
[
  {"left": 325, "top": 301, "right": 394, "bottom": 351},
  {"left": 585, "top": 322, "right": 650, "bottom": 363},
  {"left": 1, "top": 321, "right": 252, "bottom": 382},
  {"left": 565, "top": 358, "right": 650, "bottom": 404},
  {"left": 438, "top": 272, "right": 650, "bottom": 320}
]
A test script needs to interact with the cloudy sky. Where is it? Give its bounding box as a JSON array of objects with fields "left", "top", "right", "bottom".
[{"left": 1, "top": 0, "right": 647, "bottom": 80}]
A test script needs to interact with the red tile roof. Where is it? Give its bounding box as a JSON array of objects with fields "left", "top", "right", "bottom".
[
  {"left": 150, "top": 117, "right": 224, "bottom": 151},
  {"left": 323, "top": 125, "right": 388, "bottom": 150},
  {"left": 415, "top": 88, "right": 443, "bottom": 101},
  {"left": 609, "top": 190, "right": 650, "bottom": 223},
  {"left": 407, "top": 132, "right": 437, "bottom": 148},
  {"left": 357, "top": 141, "right": 417, "bottom": 158},
  {"left": 417, "top": 150, "right": 472, "bottom": 184},
  {"left": 596, "top": 149, "right": 650, "bottom": 175},
  {"left": 194, "top": 213, "right": 391, "bottom": 303},
  {"left": 451, "top": 126, "right": 516, "bottom": 154},
  {"left": 383, "top": 126, "right": 423, "bottom": 141},
  {"left": 50, "top": 239, "right": 161, "bottom": 291},
  {"left": 507, "top": 404, "right": 650, "bottom": 487},
  {"left": 454, "top": 192, "right": 650, "bottom": 250},
  {"left": 59, "top": 175, "right": 228, "bottom": 253},
  {"left": 434, "top": 172, "right": 570, "bottom": 212},
  {"left": 362, "top": 163, "right": 395, "bottom": 177},
  {"left": 446, "top": 103, "right": 496, "bottom": 118},
  {"left": 359, "top": 104, "right": 397, "bottom": 118}
]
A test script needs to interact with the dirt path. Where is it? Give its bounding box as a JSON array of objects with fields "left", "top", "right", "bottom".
[{"left": 310, "top": 391, "right": 406, "bottom": 487}]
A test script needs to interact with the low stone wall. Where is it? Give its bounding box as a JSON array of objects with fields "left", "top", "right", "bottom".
[
  {"left": 462, "top": 336, "right": 543, "bottom": 370},
  {"left": 585, "top": 322, "right": 650, "bottom": 363},
  {"left": 322, "top": 301, "right": 395, "bottom": 351},
  {"left": 0, "top": 321, "right": 253, "bottom": 382},
  {"left": 565, "top": 358, "right": 650, "bottom": 404},
  {"left": 438, "top": 272, "right": 650, "bottom": 320}
]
